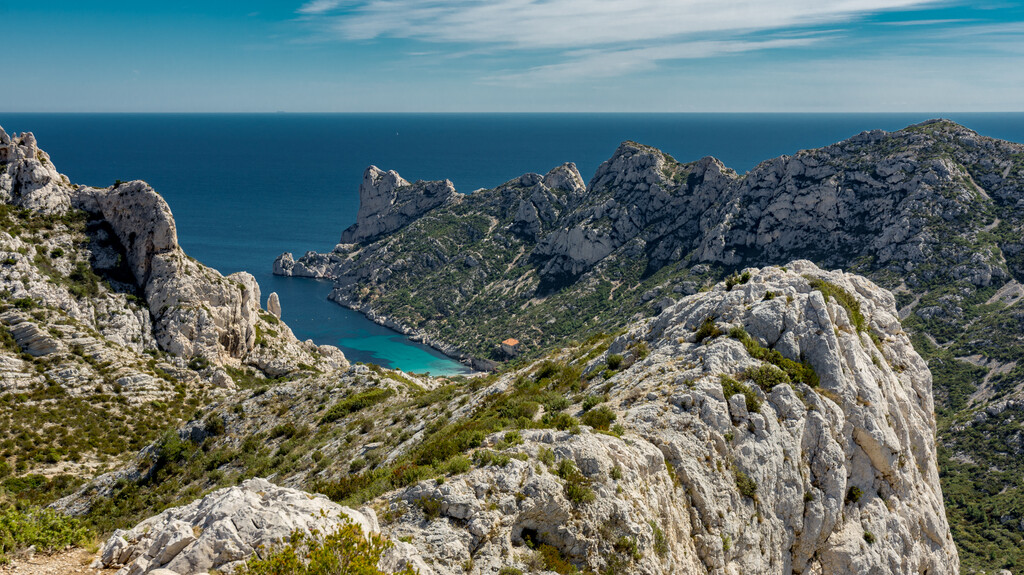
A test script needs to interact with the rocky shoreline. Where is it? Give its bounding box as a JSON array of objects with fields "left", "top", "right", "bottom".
[{"left": 274, "top": 250, "right": 496, "bottom": 372}]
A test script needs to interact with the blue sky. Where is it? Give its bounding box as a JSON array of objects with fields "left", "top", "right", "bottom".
[{"left": 2, "top": 1, "right": 1022, "bottom": 112}]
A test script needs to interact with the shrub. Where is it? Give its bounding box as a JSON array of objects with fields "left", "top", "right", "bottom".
[
  {"left": 694, "top": 317, "right": 722, "bottom": 343},
  {"left": 440, "top": 455, "right": 471, "bottom": 475},
  {"left": 863, "top": 530, "right": 876, "bottom": 545},
  {"left": 728, "top": 326, "right": 819, "bottom": 387},
  {"left": 580, "top": 406, "right": 616, "bottom": 431},
  {"left": 320, "top": 388, "right": 394, "bottom": 424},
  {"left": 541, "top": 412, "right": 579, "bottom": 432},
  {"left": 743, "top": 364, "right": 790, "bottom": 391},
  {"left": 538, "top": 447, "right": 555, "bottom": 467},
  {"left": 0, "top": 507, "right": 91, "bottom": 560},
  {"left": 806, "top": 277, "right": 867, "bottom": 332},
  {"left": 241, "top": 518, "right": 417, "bottom": 575},
  {"left": 538, "top": 543, "right": 578, "bottom": 574},
  {"left": 734, "top": 468, "right": 758, "bottom": 501},
  {"left": 720, "top": 375, "right": 761, "bottom": 413},
  {"left": 846, "top": 486, "right": 863, "bottom": 504},
  {"left": 725, "top": 270, "right": 751, "bottom": 290},
  {"left": 650, "top": 521, "right": 668, "bottom": 557},
  {"left": 472, "top": 449, "right": 510, "bottom": 467},
  {"left": 581, "top": 394, "right": 605, "bottom": 412},
  {"left": 606, "top": 354, "right": 624, "bottom": 370},
  {"left": 556, "top": 460, "right": 595, "bottom": 505},
  {"left": 204, "top": 413, "right": 225, "bottom": 436},
  {"left": 415, "top": 496, "right": 442, "bottom": 520},
  {"left": 614, "top": 536, "right": 642, "bottom": 561},
  {"left": 540, "top": 393, "right": 570, "bottom": 413}
]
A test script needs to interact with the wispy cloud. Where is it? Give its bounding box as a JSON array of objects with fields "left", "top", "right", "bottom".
[
  {"left": 306, "top": 0, "right": 932, "bottom": 48},
  {"left": 484, "top": 37, "right": 825, "bottom": 83},
  {"left": 297, "top": 0, "right": 348, "bottom": 15},
  {"left": 294, "top": 0, "right": 1004, "bottom": 84}
]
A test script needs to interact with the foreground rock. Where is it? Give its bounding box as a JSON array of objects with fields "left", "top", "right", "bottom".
[
  {"left": 363, "top": 261, "right": 958, "bottom": 574},
  {"left": 94, "top": 478, "right": 430, "bottom": 575},
  {"left": 79, "top": 262, "right": 958, "bottom": 575}
]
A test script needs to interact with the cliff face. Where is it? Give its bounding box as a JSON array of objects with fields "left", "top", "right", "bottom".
[
  {"left": 340, "top": 166, "right": 460, "bottom": 244},
  {"left": 83, "top": 262, "right": 958, "bottom": 575},
  {"left": 0, "top": 126, "right": 347, "bottom": 480}
]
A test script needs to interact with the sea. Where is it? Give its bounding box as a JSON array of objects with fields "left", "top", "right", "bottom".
[{"left": 2, "top": 113, "right": 1023, "bottom": 375}]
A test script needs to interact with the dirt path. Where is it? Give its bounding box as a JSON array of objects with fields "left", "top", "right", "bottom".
[{"left": 0, "top": 548, "right": 105, "bottom": 575}]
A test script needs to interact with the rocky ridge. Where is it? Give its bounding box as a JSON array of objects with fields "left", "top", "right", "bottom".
[{"left": 74, "top": 262, "right": 959, "bottom": 574}]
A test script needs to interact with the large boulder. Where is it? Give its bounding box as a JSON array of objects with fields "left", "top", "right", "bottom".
[{"left": 93, "top": 478, "right": 430, "bottom": 575}]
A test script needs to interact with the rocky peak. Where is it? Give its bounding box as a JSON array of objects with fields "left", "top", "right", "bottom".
[
  {"left": 588, "top": 140, "right": 673, "bottom": 192},
  {"left": 0, "top": 126, "right": 73, "bottom": 213},
  {"left": 509, "top": 163, "right": 587, "bottom": 241},
  {"left": 340, "top": 165, "right": 459, "bottom": 244}
]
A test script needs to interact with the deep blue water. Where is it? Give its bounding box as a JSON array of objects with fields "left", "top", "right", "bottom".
[{"left": 2, "top": 113, "right": 1023, "bottom": 374}]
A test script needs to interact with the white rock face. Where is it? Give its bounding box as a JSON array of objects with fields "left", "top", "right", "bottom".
[
  {"left": 75, "top": 181, "right": 262, "bottom": 362},
  {"left": 0, "top": 127, "right": 73, "bottom": 213},
  {"left": 267, "top": 292, "right": 282, "bottom": 319},
  {"left": 94, "top": 478, "right": 430, "bottom": 575},
  {"left": 372, "top": 261, "right": 958, "bottom": 574},
  {"left": 339, "top": 165, "right": 459, "bottom": 244}
]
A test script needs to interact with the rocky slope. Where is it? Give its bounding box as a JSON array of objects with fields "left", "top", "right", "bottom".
[
  {"left": 0, "top": 126, "right": 347, "bottom": 488},
  {"left": 71, "top": 262, "right": 959, "bottom": 574},
  {"left": 276, "top": 119, "right": 1024, "bottom": 571}
]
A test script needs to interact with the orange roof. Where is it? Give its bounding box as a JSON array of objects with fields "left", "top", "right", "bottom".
[{"left": 502, "top": 338, "right": 520, "bottom": 346}]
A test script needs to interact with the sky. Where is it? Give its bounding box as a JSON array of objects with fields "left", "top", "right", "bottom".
[{"left": 1, "top": 1, "right": 1022, "bottom": 112}]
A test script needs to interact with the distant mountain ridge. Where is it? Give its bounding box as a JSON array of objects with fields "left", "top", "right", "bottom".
[
  {"left": 276, "top": 119, "right": 1022, "bottom": 362},
  {"left": 275, "top": 119, "right": 1024, "bottom": 570}
]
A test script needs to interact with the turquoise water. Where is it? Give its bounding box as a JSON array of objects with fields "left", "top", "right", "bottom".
[{"left": 2, "top": 113, "right": 1023, "bottom": 374}]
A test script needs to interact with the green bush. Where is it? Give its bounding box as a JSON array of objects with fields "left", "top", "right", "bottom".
[
  {"left": 581, "top": 394, "right": 605, "bottom": 412},
  {"left": 580, "top": 406, "right": 616, "bottom": 431},
  {"left": 540, "top": 412, "right": 579, "bottom": 431},
  {"left": 606, "top": 354, "right": 624, "bottom": 370},
  {"left": 847, "top": 486, "right": 863, "bottom": 504},
  {"left": 241, "top": 518, "right": 417, "bottom": 575},
  {"left": 556, "top": 460, "right": 594, "bottom": 505},
  {"left": 734, "top": 469, "right": 758, "bottom": 501},
  {"left": 725, "top": 271, "right": 751, "bottom": 290},
  {"left": 0, "top": 507, "right": 91, "bottom": 560},
  {"left": 320, "top": 388, "right": 394, "bottom": 424},
  {"left": 694, "top": 317, "right": 722, "bottom": 343},
  {"left": 415, "top": 496, "right": 442, "bottom": 520},
  {"left": 728, "top": 327, "right": 818, "bottom": 387},
  {"left": 720, "top": 375, "right": 761, "bottom": 413},
  {"left": 743, "top": 364, "right": 790, "bottom": 391},
  {"left": 806, "top": 276, "right": 867, "bottom": 332}
]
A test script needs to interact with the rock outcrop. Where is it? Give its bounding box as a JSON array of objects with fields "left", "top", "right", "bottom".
[
  {"left": 366, "top": 262, "right": 957, "bottom": 574},
  {"left": 339, "top": 166, "right": 459, "bottom": 244},
  {"left": 73, "top": 181, "right": 263, "bottom": 362},
  {"left": 0, "top": 125, "right": 347, "bottom": 480},
  {"left": 78, "top": 262, "right": 958, "bottom": 575},
  {"left": 94, "top": 478, "right": 429, "bottom": 575},
  {"left": 0, "top": 127, "right": 74, "bottom": 213}
]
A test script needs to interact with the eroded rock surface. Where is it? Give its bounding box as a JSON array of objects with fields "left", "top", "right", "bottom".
[
  {"left": 94, "top": 478, "right": 430, "bottom": 575},
  {"left": 365, "top": 261, "right": 957, "bottom": 574},
  {"left": 340, "top": 166, "right": 459, "bottom": 244}
]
